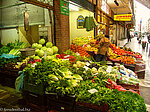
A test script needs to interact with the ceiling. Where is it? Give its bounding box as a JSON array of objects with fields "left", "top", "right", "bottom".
[
  {"left": 106, "top": 0, "right": 131, "bottom": 14},
  {"left": 136, "top": 0, "right": 150, "bottom": 9}
]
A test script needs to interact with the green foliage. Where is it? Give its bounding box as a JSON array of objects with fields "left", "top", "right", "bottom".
[{"left": 75, "top": 80, "right": 147, "bottom": 112}]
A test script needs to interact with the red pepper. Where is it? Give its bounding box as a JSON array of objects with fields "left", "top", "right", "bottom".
[{"left": 34, "top": 59, "right": 41, "bottom": 63}]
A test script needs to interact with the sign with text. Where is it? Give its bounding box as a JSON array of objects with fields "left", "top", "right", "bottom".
[
  {"left": 60, "top": 0, "right": 69, "bottom": 16},
  {"left": 114, "top": 14, "right": 132, "bottom": 21},
  {"left": 126, "top": 23, "right": 133, "bottom": 29}
]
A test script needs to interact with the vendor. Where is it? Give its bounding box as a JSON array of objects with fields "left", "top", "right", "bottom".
[{"left": 95, "top": 35, "right": 110, "bottom": 62}]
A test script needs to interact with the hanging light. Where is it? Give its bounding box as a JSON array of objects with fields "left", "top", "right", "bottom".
[{"left": 114, "top": 0, "right": 119, "bottom": 6}]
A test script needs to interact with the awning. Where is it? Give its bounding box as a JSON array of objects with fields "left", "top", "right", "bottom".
[{"left": 136, "top": 0, "right": 150, "bottom": 9}]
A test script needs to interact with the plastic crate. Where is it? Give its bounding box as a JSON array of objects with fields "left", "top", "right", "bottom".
[
  {"left": 136, "top": 70, "right": 145, "bottom": 79},
  {"left": 75, "top": 102, "right": 108, "bottom": 112},
  {"left": 117, "top": 81, "right": 139, "bottom": 90},
  {"left": 23, "top": 91, "right": 46, "bottom": 106},
  {"left": 46, "top": 92, "right": 76, "bottom": 112},
  {"left": 23, "top": 81, "right": 45, "bottom": 95}
]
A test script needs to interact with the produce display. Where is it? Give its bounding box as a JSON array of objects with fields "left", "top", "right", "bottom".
[
  {"left": 70, "top": 44, "right": 90, "bottom": 57},
  {"left": 0, "top": 37, "right": 148, "bottom": 112}
]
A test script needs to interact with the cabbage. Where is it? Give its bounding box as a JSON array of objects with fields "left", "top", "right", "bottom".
[
  {"left": 39, "top": 39, "right": 45, "bottom": 45},
  {"left": 47, "top": 48, "right": 53, "bottom": 56},
  {"left": 32, "top": 43, "right": 38, "bottom": 48},
  {"left": 46, "top": 42, "right": 53, "bottom": 48},
  {"left": 35, "top": 49, "right": 40, "bottom": 55},
  {"left": 37, "top": 44, "right": 42, "bottom": 49},
  {"left": 92, "top": 67, "right": 98, "bottom": 74},
  {"left": 38, "top": 50, "right": 44, "bottom": 57},
  {"left": 52, "top": 46, "right": 58, "bottom": 54},
  {"left": 46, "top": 56, "right": 53, "bottom": 60},
  {"left": 41, "top": 46, "right": 47, "bottom": 52},
  {"left": 34, "top": 56, "right": 40, "bottom": 60}
]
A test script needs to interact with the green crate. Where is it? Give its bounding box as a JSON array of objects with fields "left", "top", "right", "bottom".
[{"left": 23, "top": 81, "right": 45, "bottom": 95}]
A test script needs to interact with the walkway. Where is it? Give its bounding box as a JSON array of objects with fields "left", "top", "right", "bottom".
[{"left": 125, "top": 37, "right": 150, "bottom": 112}]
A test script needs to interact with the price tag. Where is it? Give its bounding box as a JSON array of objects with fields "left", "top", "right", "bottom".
[
  {"left": 64, "top": 55, "right": 70, "bottom": 58},
  {"left": 44, "top": 51, "right": 47, "bottom": 59},
  {"left": 62, "top": 59, "right": 69, "bottom": 61},
  {"left": 85, "top": 62, "right": 90, "bottom": 66},
  {"left": 106, "top": 66, "right": 112, "bottom": 73},
  {"left": 88, "top": 89, "right": 98, "bottom": 94},
  {"left": 83, "top": 66, "right": 89, "bottom": 71}
]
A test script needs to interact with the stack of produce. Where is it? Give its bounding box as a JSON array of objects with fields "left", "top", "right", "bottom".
[
  {"left": 83, "top": 44, "right": 98, "bottom": 53},
  {"left": 32, "top": 39, "right": 59, "bottom": 60},
  {"left": 118, "top": 65, "right": 140, "bottom": 85},
  {"left": 72, "top": 36, "right": 96, "bottom": 46},
  {"left": 121, "top": 56, "right": 135, "bottom": 65},
  {"left": 108, "top": 44, "right": 136, "bottom": 65},
  {"left": 56, "top": 53, "right": 76, "bottom": 64},
  {"left": 108, "top": 48, "right": 122, "bottom": 61},
  {"left": 69, "top": 44, "right": 89, "bottom": 57},
  {"left": 22, "top": 55, "right": 147, "bottom": 112}
]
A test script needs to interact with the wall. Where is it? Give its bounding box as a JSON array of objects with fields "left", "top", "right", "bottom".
[
  {"left": 69, "top": 9, "right": 94, "bottom": 43},
  {"left": 1, "top": 29, "right": 18, "bottom": 45},
  {"left": 0, "top": 0, "right": 46, "bottom": 45},
  {"left": 1, "top": 0, "right": 44, "bottom": 27}
]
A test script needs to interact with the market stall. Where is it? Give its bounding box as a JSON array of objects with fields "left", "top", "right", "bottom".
[{"left": 0, "top": 37, "right": 147, "bottom": 112}]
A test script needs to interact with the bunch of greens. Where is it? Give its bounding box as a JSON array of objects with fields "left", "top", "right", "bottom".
[
  {"left": 75, "top": 79, "right": 147, "bottom": 112},
  {"left": 70, "top": 66, "right": 93, "bottom": 81},
  {"left": 0, "top": 40, "right": 27, "bottom": 56},
  {"left": 23, "top": 58, "right": 82, "bottom": 96}
]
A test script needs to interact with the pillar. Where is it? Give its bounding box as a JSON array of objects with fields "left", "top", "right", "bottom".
[{"left": 54, "top": 0, "right": 70, "bottom": 54}]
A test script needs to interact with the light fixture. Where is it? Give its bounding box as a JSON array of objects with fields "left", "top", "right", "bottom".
[
  {"left": 114, "top": 0, "right": 119, "bottom": 6},
  {"left": 69, "top": 3, "right": 79, "bottom": 11}
]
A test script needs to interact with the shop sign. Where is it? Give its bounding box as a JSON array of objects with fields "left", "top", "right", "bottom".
[
  {"left": 77, "top": 15, "right": 84, "bottom": 29},
  {"left": 114, "top": 14, "right": 132, "bottom": 21},
  {"left": 126, "top": 23, "right": 133, "bottom": 29},
  {"left": 60, "top": 0, "right": 69, "bottom": 16}
]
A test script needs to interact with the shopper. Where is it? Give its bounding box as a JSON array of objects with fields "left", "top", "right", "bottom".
[
  {"left": 95, "top": 35, "right": 110, "bottom": 62},
  {"left": 127, "top": 30, "right": 131, "bottom": 42}
]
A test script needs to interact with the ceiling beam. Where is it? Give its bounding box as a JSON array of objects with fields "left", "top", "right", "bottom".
[{"left": 20, "top": 0, "right": 54, "bottom": 10}]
